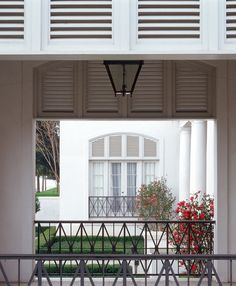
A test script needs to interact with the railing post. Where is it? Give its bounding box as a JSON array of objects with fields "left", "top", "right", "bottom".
[
  {"left": 207, "top": 259, "right": 212, "bottom": 286},
  {"left": 37, "top": 222, "right": 40, "bottom": 254},
  {"left": 122, "top": 260, "right": 127, "bottom": 286},
  {"left": 59, "top": 222, "right": 62, "bottom": 254},
  {"left": 145, "top": 223, "right": 147, "bottom": 255},
  {"left": 165, "top": 259, "right": 169, "bottom": 286},
  {"left": 37, "top": 260, "right": 43, "bottom": 286},
  {"left": 80, "top": 260, "right": 85, "bottom": 286}
]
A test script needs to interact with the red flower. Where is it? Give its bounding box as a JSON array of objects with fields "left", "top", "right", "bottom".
[
  {"left": 199, "top": 213, "right": 205, "bottom": 220},
  {"left": 191, "top": 263, "right": 198, "bottom": 272}
]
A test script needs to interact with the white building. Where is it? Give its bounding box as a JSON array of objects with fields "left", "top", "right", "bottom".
[
  {"left": 0, "top": 0, "right": 236, "bottom": 283},
  {"left": 59, "top": 120, "right": 216, "bottom": 221}
]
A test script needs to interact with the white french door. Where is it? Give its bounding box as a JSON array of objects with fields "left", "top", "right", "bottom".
[{"left": 110, "top": 162, "right": 137, "bottom": 196}]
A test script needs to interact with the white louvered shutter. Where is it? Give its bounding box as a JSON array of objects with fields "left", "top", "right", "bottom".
[
  {"left": 37, "top": 63, "right": 76, "bottom": 116},
  {"left": 174, "top": 62, "right": 214, "bottom": 115},
  {"left": 84, "top": 61, "right": 120, "bottom": 116},
  {"left": 225, "top": 0, "right": 236, "bottom": 39},
  {"left": 144, "top": 138, "right": 157, "bottom": 157},
  {"left": 0, "top": 0, "right": 24, "bottom": 40},
  {"left": 128, "top": 61, "right": 164, "bottom": 117},
  {"left": 50, "top": 0, "right": 112, "bottom": 40},
  {"left": 127, "top": 136, "right": 139, "bottom": 157},
  {"left": 92, "top": 138, "right": 104, "bottom": 157},
  {"left": 109, "top": 136, "right": 122, "bottom": 157},
  {"left": 137, "top": 0, "right": 200, "bottom": 39}
]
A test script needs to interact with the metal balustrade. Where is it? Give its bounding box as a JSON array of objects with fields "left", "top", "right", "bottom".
[
  {"left": 89, "top": 196, "right": 137, "bottom": 217},
  {"left": 35, "top": 220, "right": 215, "bottom": 276},
  {"left": 0, "top": 254, "right": 235, "bottom": 285}
]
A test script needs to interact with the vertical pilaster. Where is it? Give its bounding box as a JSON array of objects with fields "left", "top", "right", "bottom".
[{"left": 179, "top": 122, "right": 191, "bottom": 201}]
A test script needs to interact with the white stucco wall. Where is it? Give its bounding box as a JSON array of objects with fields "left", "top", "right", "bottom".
[
  {"left": 60, "top": 120, "right": 180, "bottom": 220},
  {"left": 35, "top": 197, "right": 60, "bottom": 221}
]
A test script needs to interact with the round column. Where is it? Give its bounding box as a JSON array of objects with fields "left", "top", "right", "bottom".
[
  {"left": 179, "top": 123, "right": 191, "bottom": 201},
  {"left": 190, "top": 120, "right": 207, "bottom": 195}
]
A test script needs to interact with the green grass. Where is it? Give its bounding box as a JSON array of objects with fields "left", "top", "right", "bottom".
[
  {"left": 35, "top": 187, "right": 59, "bottom": 197},
  {"left": 38, "top": 234, "right": 144, "bottom": 255}
]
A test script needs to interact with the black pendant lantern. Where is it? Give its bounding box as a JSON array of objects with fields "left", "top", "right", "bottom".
[{"left": 104, "top": 60, "right": 143, "bottom": 97}]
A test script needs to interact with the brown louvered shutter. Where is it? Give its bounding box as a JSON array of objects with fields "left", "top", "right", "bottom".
[
  {"left": 36, "top": 62, "right": 76, "bottom": 116},
  {"left": 174, "top": 62, "right": 215, "bottom": 116},
  {"left": 84, "top": 61, "right": 121, "bottom": 117},
  {"left": 128, "top": 61, "right": 165, "bottom": 117},
  {"left": 137, "top": 0, "right": 200, "bottom": 39},
  {"left": 226, "top": 0, "right": 236, "bottom": 39},
  {"left": 50, "top": 0, "right": 112, "bottom": 40},
  {"left": 0, "top": 0, "right": 24, "bottom": 39}
]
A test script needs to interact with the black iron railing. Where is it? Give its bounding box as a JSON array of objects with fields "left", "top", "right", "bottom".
[
  {"left": 89, "top": 196, "right": 137, "bottom": 217},
  {"left": 0, "top": 254, "right": 234, "bottom": 285},
  {"left": 35, "top": 220, "right": 215, "bottom": 276}
]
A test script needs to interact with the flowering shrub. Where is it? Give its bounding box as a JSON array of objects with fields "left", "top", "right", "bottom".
[
  {"left": 136, "top": 178, "right": 175, "bottom": 222},
  {"left": 176, "top": 191, "right": 214, "bottom": 221},
  {"left": 172, "top": 191, "right": 214, "bottom": 274}
]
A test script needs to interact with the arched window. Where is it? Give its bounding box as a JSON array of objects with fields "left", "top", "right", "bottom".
[{"left": 89, "top": 133, "right": 160, "bottom": 198}]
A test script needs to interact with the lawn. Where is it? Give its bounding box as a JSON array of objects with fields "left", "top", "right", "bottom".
[
  {"left": 36, "top": 227, "right": 144, "bottom": 255},
  {"left": 36, "top": 227, "right": 140, "bottom": 277},
  {"left": 35, "top": 187, "right": 59, "bottom": 197}
]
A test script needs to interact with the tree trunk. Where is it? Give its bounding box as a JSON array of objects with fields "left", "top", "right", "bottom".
[{"left": 37, "top": 174, "right": 40, "bottom": 192}]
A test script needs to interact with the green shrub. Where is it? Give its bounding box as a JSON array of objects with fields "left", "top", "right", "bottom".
[
  {"left": 38, "top": 235, "right": 144, "bottom": 255},
  {"left": 42, "top": 263, "right": 132, "bottom": 277},
  {"left": 136, "top": 178, "right": 175, "bottom": 221}
]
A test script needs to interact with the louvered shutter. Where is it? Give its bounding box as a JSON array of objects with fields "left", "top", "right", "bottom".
[
  {"left": 109, "top": 136, "right": 122, "bottom": 157},
  {"left": 84, "top": 61, "right": 121, "bottom": 117},
  {"left": 128, "top": 61, "right": 165, "bottom": 117},
  {"left": 144, "top": 138, "right": 157, "bottom": 157},
  {"left": 92, "top": 138, "right": 104, "bottom": 157},
  {"left": 174, "top": 62, "right": 215, "bottom": 116},
  {"left": 36, "top": 62, "right": 76, "bottom": 116},
  {"left": 0, "top": 0, "right": 24, "bottom": 40},
  {"left": 226, "top": 0, "right": 236, "bottom": 39},
  {"left": 127, "top": 136, "right": 139, "bottom": 157},
  {"left": 50, "top": 0, "right": 112, "bottom": 40},
  {"left": 137, "top": 0, "right": 200, "bottom": 39}
]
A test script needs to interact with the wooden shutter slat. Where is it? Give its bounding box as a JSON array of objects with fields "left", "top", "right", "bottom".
[
  {"left": 50, "top": 0, "right": 112, "bottom": 40},
  {"left": 0, "top": 0, "right": 24, "bottom": 39},
  {"left": 138, "top": 0, "right": 200, "bottom": 39},
  {"left": 40, "top": 64, "right": 75, "bottom": 113},
  {"left": 129, "top": 61, "right": 164, "bottom": 114},
  {"left": 175, "top": 62, "right": 212, "bottom": 114},
  {"left": 85, "top": 61, "right": 119, "bottom": 114}
]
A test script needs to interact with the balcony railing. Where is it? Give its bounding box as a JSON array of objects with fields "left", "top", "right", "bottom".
[
  {"left": 0, "top": 254, "right": 234, "bottom": 284},
  {"left": 35, "top": 220, "right": 215, "bottom": 276},
  {"left": 89, "top": 196, "right": 137, "bottom": 217}
]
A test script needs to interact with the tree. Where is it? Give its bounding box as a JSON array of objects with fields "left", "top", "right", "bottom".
[{"left": 36, "top": 121, "right": 60, "bottom": 192}]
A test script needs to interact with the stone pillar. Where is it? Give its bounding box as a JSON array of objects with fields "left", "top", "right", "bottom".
[
  {"left": 190, "top": 120, "right": 207, "bottom": 195},
  {"left": 179, "top": 122, "right": 191, "bottom": 201}
]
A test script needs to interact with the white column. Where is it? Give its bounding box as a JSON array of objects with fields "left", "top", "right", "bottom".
[
  {"left": 179, "top": 123, "right": 191, "bottom": 201},
  {"left": 190, "top": 120, "right": 207, "bottom": 195},
  {"left": 0, "top": 62, "right": 34, "bottom": 281}
]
